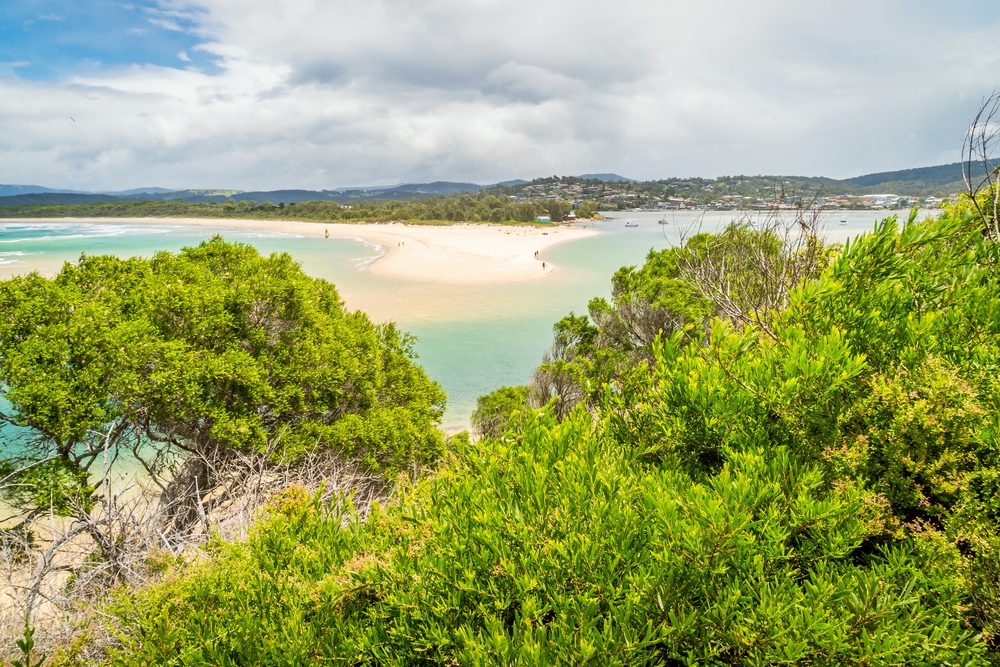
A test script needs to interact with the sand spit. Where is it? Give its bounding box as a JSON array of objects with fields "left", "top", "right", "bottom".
[{"left": 1, "top": 218, "right": 598, "bottom": 285}]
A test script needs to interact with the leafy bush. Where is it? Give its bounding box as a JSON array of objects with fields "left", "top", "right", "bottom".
[
  {"left": 606, "top": 211, "right": 1000, "bottom": 649},
  {"left": 110, "top": 411, "right": 982, "bottom": 665},
  {"left": 107, "top": 212, "right": 1000, "bottom": 664},
  {"left": 470, "top": 385, "right": 530, "bottom": 439},
  {"left": 0, "top": 237, "right": 446, "bottom": 511}
]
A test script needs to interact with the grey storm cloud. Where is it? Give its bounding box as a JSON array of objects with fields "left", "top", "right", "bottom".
[{"left": 1, "top": 0, "right": 998, "bottom": 190}]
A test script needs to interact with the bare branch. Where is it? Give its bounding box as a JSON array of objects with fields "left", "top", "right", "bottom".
[
  {"left": 675, "top": 207, "right": 829, "bottom": 337},
  {"left": 2, "top": 437, "right": 390, "bottom": 661},
  {"left": 962, "top": 89, "right": 1000, "bottom": 241}
]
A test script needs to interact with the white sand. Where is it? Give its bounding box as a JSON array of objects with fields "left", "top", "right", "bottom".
[{"left": 1, "top": 218, "right": 598, "bottom": 284}]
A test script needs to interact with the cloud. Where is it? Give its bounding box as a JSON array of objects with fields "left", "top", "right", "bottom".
[
  {"left": 1, "top": 0, "right": 999, "bottom": 190},
  {"left": 126, "top": 27, "right": 149, "bottom": 36},
  {"left": 37, "top": 13, "right": 67, "bottom": 21},
  {"left": 1, "top": 61, "right": 31, "bottom": 68},
  {"left": 147, "top": 17, "right": 184, "bottom": 31},
  {"left": 177, "top": 51, "right": 191, "bottom": 61},
  {"left": 484, "top": 62, "right": 586, "bottom": 104}
]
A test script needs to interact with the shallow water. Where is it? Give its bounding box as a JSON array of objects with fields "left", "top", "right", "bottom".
[{"left": 0, "top": 210, "right": 904, "bottom": 429}]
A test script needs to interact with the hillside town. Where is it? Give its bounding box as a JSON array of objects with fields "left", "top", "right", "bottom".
[{"left": 492, "top": 177, "right": 953, "bottom": 212}]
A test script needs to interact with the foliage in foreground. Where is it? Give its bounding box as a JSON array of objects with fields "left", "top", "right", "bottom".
[
  {"left": 0, "top": 237, "right": 446, "bottom": 510},
  {"left": 104, "top": 212, "right": 1000, "bottom": 664},
  {"left": 110, "top": 412, "right": 981, "bottom": 665},
  {"left": 529, "top": 216, "right": 829, "bottom": 418}
]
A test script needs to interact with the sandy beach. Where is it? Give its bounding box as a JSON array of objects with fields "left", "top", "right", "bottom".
[{"left": 1, "top": 218, "right": 598, "bottom": 285}]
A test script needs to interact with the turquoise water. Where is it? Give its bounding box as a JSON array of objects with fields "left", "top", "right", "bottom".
[{"left": 0, "top": 212, "right": 891, "bottom": 430}]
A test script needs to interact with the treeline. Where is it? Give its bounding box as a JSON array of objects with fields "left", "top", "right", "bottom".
[{"left": 0, "top": 193, "right": 587, "bottom": 223}]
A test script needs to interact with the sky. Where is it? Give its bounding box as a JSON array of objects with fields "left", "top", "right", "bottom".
[{"left": 1, "top": 0, "right": 998, "bottom": 191}]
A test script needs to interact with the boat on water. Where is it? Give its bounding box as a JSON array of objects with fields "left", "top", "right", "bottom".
[
  {"left": 658, "top": 216, "right": 669, "bottom": 225},
  {"left": 625, "top": 221, "right": 639, "bottom": 228},
  {"left": 839, "top": 219, "right": 848, "bottom": 226}
]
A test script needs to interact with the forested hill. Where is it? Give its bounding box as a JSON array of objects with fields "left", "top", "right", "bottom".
[
  {"left": 0, "top": 163, "right": 980, "bottom": 212},
  {"left": 841, "top": 161, "right": 970, "bottom": 192},
  {"left": 0, "top": 182, "right": 484, "bottom": 207}
]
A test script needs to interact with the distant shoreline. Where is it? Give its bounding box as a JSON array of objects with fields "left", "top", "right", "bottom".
[{"left": 0, "top": 217, "right": 599, "bottom": 285}]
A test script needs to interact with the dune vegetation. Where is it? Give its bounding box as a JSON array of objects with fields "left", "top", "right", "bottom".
[{"left": 0, "top": 195, "right": 582, "bottom": 225}]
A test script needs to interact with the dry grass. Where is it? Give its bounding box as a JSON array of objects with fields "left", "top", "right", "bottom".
[{"left": 0, "top": 442, "right": 390, "bottom": 663}]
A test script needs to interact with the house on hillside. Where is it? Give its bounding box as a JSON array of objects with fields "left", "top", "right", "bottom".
[{"left": 861, "top": 194, "right": 900, "bottom": 207}]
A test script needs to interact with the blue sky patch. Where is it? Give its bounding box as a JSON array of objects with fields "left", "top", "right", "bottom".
[{"left": 0, "top": 0, "right": 215, "bottom": 80}]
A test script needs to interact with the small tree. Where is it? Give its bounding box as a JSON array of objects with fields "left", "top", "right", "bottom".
[
  {"left": 470, "top": 386, "right": 530, "bottom": 439},
  {"left": 962, "top": 89, "right": 1000, "bottom": 241},
  {"left": 675, "top": 208, "right": 831, "bottom": 339},
  {"left": 0, "top": 237, "right": 446, "bottom": 643},
  {"left": 576, "top": 200, "right": 598, "bottom": 219}
]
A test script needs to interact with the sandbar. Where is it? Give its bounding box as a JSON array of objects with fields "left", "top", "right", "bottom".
[{"left": 0, "top": 218, "right": 598, "bottom": 285}]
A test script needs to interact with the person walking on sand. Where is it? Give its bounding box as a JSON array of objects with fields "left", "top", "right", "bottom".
[
  {"left": 542, "top": 262, "right": 546, "bottom": 269},
  {"left": 325, "top": 229, "right": 329, "bottom": 238}
]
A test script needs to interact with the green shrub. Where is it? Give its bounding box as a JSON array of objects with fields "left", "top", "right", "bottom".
[
  {"left": 470, "top": 385, "right": 530, "bottom": 439},
  {"left": 0, "top": 237, "right": 446, "bottom": 512},
  {"left": 105, "top": 212, "right": 1000, "bottom": 663},
  {"left": 110, "top": 410, "right": 983, "bottom": 665}
]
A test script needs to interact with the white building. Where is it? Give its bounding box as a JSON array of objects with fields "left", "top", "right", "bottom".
[{"left": 861, "top": 194, "right": 900, "bottom": 207}]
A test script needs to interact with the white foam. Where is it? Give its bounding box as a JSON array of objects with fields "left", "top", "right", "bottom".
[
  {"left": 349, "top": 240, "right": 386, "bottom": 271},
  {"left": 0, "top": 223, "right": 179, "bottom": 244}
]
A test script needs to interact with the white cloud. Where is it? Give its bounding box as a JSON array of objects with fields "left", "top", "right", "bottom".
[
  {"left": 126, "top": 27, "right": 149, "bottom": 36},
  {"left": 178, "top": 51, "right": 191, "bottom": 62},
  {"left": 37, "top": 13, "right": 66, "bottom": 21},
  {"left": 146, "top": 17, "right": 184, "bottom": 31},
  {"left": 2, "top": 0, "right": 999, "bottom": 190}
]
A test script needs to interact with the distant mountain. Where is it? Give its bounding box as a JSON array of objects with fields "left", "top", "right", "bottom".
[
  {"left": 336, "top": 181, "right": 484, "bottom": 200},
  {"left": 578, "top": 173, "right": 637, "bottom": 183},
  {"left": 0, "top": 184, "right": 82, "bottom": 197},
  {"left": 0, "top": 193, "right": 123, "bottom": 206},
  {"left": 165, "top": 190, "right": 342, "bottom": 204},
  {"left": 0, "top": 183, "right": 486, "bottom": 207},
  {"left": 843, "top": 163, "right": 969, "bottom": 189},
  {"left": 836, "top": 162, "right": 990, "bottom": 197},
  {"left": 228, "top": 190, "right": 340, "bottom": 204},
  {"left": 104, "top": 187, "right": 179, "bottom": 196},
  {"left": 844, "top": 163, "right": 962, "bottom": 188},
  {"left": 1, "top": 164, "right": 978, "bottom": 210},
  {"left": 330, "top": 184, "right": 401, "bottom": 192}
]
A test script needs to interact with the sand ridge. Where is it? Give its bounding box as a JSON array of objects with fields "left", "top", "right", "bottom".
[{"left": 1, "top": 218, "right": 599, "bottom": 285}]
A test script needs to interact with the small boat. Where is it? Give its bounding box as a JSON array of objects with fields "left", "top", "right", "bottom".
[
  {"left": 839, "top": 219, "right": 848, "bottom": 226},
  {"left": 658, "top": 216, "right": 669, "bottom": 225},
  {"left": 624, "top": 221, "right": 639, "bottom": 228}
]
